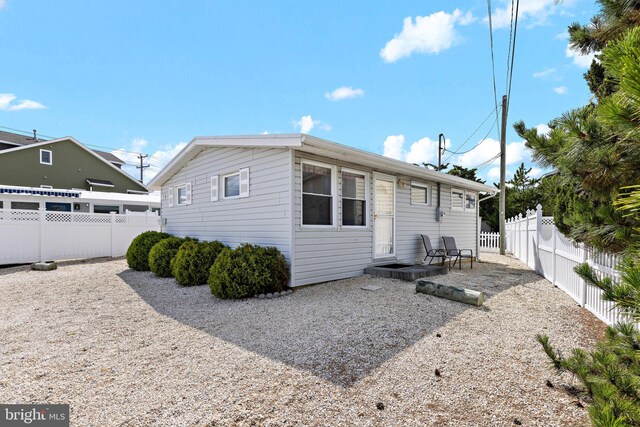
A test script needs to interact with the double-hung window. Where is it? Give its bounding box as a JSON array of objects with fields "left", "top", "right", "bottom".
[
  {"left": 451, "top": 188, "right": 465, "bottom": 211},
  {"left": 302, "top": 161, "right": 334, "bottom": 226},
  {"left": 411, "top": 182, "right": 431, "bottom": 205},
  {"left": 40, "top": 149, "right": 52, "bottom": 165},
  {"left": 176, "top": 184, "right": 188, "bottom": 205},
  {"left": 223, "top": 172, "right": 240, "bottom": 199},
  {"left": 342, "top": 170, "right": 367, "bottom": 227}
]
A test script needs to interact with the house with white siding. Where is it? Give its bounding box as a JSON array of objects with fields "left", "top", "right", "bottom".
[{"left": 148, "top": 134, "right": 497, "bottom": 286}]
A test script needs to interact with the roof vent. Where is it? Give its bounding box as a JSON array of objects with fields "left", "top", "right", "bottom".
[{"left": 33, "top": 129, "right": 38, "bottom": 142}]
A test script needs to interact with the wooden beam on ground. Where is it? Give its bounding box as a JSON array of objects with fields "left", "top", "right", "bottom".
[{"left": 416, "top": 279, "right": 484, "bottom": 306}]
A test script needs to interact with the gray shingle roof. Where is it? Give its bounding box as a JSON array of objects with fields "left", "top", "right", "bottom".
[{"left": 0, "top": 130, "right": 126, "bottom": 165}]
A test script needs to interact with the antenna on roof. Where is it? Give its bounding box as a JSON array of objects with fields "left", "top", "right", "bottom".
[{"left": 33, "top": 129, "right": 38, "bottom": 142}]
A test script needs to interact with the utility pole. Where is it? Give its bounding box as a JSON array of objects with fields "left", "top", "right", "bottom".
[
  {"left": 499, "top": 95, "right": 508, "bottom": 255},
  {"left": 436, "top": 133, "right": 445, "bottom": 222},
  {"left": 136, "top": 153, "right": 150, "bottom": 183}
]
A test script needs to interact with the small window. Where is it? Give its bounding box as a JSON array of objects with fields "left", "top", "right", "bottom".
[
  {"left": 176, "top": 184, "right": 188, "bottom": 205},
  {"left": 302, "top": 161, "right": 334, "bottom": 226},
  {"left": 465, "top": 193, "right": 477, "bottom": 211},
  {"left": 46, "top": 202, "right": 71, "bottom": 212},
  {"left": 342, "top": 170, "right": 367, "bottom": 227},
  {"left": 451, "top": 189, "right": 465, "bottom": 211},
  {"left": 40, "top": 149, "right": 52, "bottom": 165},
  {"left": 94, "top": 205, "right": 119, "bottom": 214},
  {"left": 11, "top": 201, "right": 40, "bottom": 210},
  {"left": 411, "top": 183, "right": 430, "bottom": 205},
  {"left": 223, "top": 173, "right": 240, "bottom": 199}
]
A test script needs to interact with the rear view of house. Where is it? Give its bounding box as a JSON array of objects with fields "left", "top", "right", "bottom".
[{"left": 148, "top": 134, "right": 496, "bottom": 286}]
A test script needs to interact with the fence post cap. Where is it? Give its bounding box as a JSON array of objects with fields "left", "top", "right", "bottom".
[{"left": 536, "top": 204, "right": 543, "bottom": 211}]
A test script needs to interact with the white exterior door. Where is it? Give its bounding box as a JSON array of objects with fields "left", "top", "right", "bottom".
[{"left": 374, "top": 175, "right": 395, "bottom": 258}]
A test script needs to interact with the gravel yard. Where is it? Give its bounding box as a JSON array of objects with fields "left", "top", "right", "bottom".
[{"left": 0, "top": 254, "right": 604, "bottom": 426}]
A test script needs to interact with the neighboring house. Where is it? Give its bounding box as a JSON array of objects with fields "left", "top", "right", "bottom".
[
  {"left": 0, "top": 130, "right": 147, "bottom": 193},
  {"left": 148, "top": 134, "right": 497, "bottom": 286},
  {"left": 0, "top": 185, "right": 160, "bottom": 213}
]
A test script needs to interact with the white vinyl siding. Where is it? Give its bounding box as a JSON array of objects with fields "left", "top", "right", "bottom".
[{"left": 161, "top": 146, "right": 291, "bottom": 262}]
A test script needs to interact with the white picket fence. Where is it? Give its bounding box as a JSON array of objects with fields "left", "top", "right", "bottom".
[
  {"left": 0, "top": 208, "right": 162, "bottom": 265},
  {"left": 480, "top": 205, "right": 623, "bottom": 325}
]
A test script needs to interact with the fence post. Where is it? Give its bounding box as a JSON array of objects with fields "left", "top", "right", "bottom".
[
  {"left": 110, "top": 211, "right": 116, "bottom": 258},
  {"left": 39, "top": 208, "right": 46, "bottom": 263},
  {"left": 525, "top": 210, "right": 531, "bottom": 266},
  {"left": 535, "top": 204, "right": 542, "bottom": 274},
  {"left": 580, "top": 244, "right": 588, "bottom": 307},
  {"left": 551, "top": 224, "right": 557, "bottom": 286}
]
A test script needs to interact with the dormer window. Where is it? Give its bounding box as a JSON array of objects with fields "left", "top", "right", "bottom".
[{"left": 40, "top": 149, "right": 52, "bottom": 165}]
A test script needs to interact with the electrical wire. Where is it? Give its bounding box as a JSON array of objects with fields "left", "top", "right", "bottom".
[
  {"left": 475, "top": 152, "right": 502, "bottom": 173},
  {"left": 506, "top": 0, "right": 520, "bottom": 107},
  {"left": 441, "top": 104, "right": 500, "bottom": 164},
  {"left": 505, "top": 0, "right": 514, "bottom": 96},
  {"left": 486, "top": 0, "right": 500, "bottom": 139}
]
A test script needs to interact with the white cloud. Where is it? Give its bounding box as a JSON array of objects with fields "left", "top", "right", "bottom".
[
  {"left": 455, "top": 138, "right": 530, "bottom": 169},
  {"left": 294, "top": 115, "right": 331, "bottom": 134},
  {"left": 533, "top": 67, "right": 556, "bottom": 79},
  {"left": 555, "top": 31, "right": 569, "bottom": 40},
  {"left": 553, "top": 86, "right": 568, "bottom": 94},
  {"left": 383, "top": 134, "right": 405, "bottom": 160},
  {"left": 487, "top": 166, "right": 501, "bottom": 181},
  {"left": 261, "top": 130, "right": 269, "bottom": 135},
  {"left": 489, "top": 0, "right": 572, "bottom": 29},
  {"left": 566, "top": 44, "right": 596, "bottom": 68},
  {"left": 535, "top": 123, "right": 551, "bottom": 136},
  {"left": 111, "top": 138, "right": 188, "bottom": 183},
  {"left": 382, "top": 134, "right": 452, "bottom": 165},
  {"left": 380, "top": 9, "right": 475, "bottom": 63},
  {"left": 0, "top": 93, "right": 46, "bottom": 111},
  {"left": 530, "top": 167, "right": 543, "bottom": 178},
  {"left": 0, "top": 1, "right": 5, "bottom": 11},
  {"left": 325, "top": 86, "right": 365, "bottom": 101}
]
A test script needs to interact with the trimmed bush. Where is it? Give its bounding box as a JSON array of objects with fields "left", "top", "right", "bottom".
[
  {"left": 172, "top": 240, "right": 227, "bottom": 286},
  {"left": 126, "top": 231, "right": 171, "bottom": 271},
  {"left": 149, "top": 236, "right": 196, "bottom": 278},
  {"left": 208, "top": 243, "right": 290, "bottom": 299}
]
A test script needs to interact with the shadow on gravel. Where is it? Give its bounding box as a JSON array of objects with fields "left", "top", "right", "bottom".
[{"left": 118, "top": 261, "right": 540, "bottom": 388}]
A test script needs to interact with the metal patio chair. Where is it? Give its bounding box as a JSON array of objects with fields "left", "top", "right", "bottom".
[
  {"left": 420, "top": 235, "right": 449, "bottom": 266},
  {"left": 442, "top": 236, "right": 473, "bottom": 269}
]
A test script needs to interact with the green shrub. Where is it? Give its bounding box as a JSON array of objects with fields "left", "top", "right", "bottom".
[
  {"left": 208, "top": 243, "right": 289, "bottom": 299},
  {"left": 149, "top": 236, "right": 196, "bottom": 278},
  {"left": 172, "top": 240, "right": 227, "bottom": 286},
  {"left": 126, "top": 231, "right": 171, "bottom": 271}
]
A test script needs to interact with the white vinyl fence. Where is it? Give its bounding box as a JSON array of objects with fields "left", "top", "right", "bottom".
[
  {"left": 0, "top": 208, "right": 162, "bottom": 265},
  {"left": 480, "top": 205, "right": 623, "bottom": 325}
]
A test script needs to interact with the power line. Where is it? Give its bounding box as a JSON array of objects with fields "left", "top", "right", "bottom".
[
  {"left": 506, "top": 0, "right": 520, "bottom": 106},
  {"left": 442, "top": 105, "right": 500, "bottom": 164},
  {"left": 474, "top": 152, "right": 501, "bottom": 173},
  {"left": 505, "top": 0, "right": 515, "bottom": 96},
  {"left": 486, "top": 0, "right": 500, "bottom": 139}
]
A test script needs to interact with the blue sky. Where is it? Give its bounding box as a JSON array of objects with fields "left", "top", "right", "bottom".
[{"left": 0, "top": 0, "right": 598, "bottom": 183}]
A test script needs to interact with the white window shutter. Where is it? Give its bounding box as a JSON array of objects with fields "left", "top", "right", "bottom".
[
  {"left": 168, "top": 187, "right": 174, "bottom": 207},
  {"left": 210, "top": 176, "right": 219, "bottom": 201},
  {"left": 185, "top": 182, "right": 192, "bottom": 205},
  {"left": 239, "top": 168, "right": 250, "bottom": 198}
]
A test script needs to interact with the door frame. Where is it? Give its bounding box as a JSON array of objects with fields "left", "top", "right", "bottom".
[{"left": 372, "top": 173, "right": 396, "bottom": 260}]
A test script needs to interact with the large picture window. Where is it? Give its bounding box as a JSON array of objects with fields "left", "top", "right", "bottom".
[
  {"left": 342, "top": 170, "right": 367, "bottom": 227},
  {"left": 302, "top": 161, "right": 334, "bottom": 226}
]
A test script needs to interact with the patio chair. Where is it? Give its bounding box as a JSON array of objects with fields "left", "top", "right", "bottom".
[
  {"left": 420, "top": 235, "right": 449, "bottom": 266},
  {"left": 442, "top": 236, "right": 473, "bottom": 269}
]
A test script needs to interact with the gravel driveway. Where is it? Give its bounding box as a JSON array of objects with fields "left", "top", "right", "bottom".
[{"left": 0, "top": 254, "right": 603, "bottom": 426}]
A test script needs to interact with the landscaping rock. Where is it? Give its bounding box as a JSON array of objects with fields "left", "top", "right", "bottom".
[{"left": 31, "top": 261, "right": 57, "bottom": 271}]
